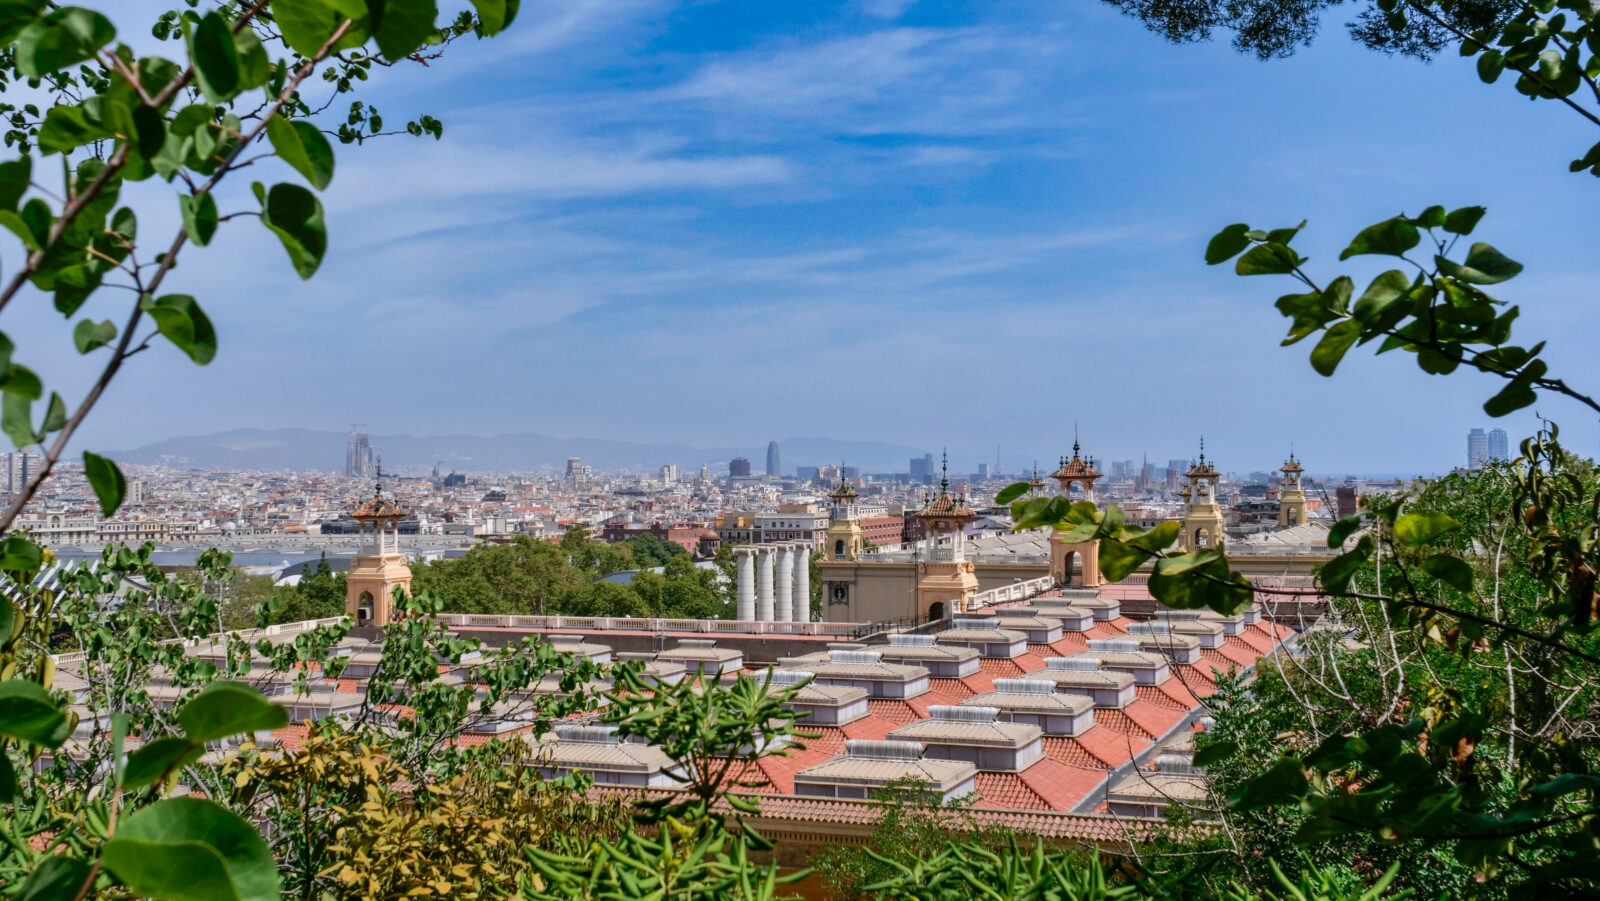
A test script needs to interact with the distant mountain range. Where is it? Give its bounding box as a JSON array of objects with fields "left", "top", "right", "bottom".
[{"left": 108, "top": 428, "right": 939, "bottom": 475}]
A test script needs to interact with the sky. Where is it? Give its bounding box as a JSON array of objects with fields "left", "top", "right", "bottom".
[{"left": 12, "top": 0, "right": 1600, "bottom": 475}]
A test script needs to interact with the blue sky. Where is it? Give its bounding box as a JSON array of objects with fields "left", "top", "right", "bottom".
[{"left": 23, "top": 0, "right": 1600, "bottom": 474}]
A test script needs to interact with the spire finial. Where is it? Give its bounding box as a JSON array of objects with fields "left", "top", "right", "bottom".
[
  {"left": 374, "top": 455, "right": 384, "bottom": 499},
  {"left": 1198, "top": 436, "right": 1206, "bottom": 465},
  {"left": 1073, "top": 422, "right": 1081, "bottom": 459},
  {"left": 940, "top": 448, "right": 949, "bottom": 491}
]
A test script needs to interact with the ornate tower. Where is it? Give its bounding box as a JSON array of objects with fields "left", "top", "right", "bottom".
[
  {"left": 913, "top": 453, "right": 978, "bottom": 621},
  {"left": 1049, "top": 437, "right": 1105, "bottom": 586},
  {"left": 1180, "top": 440, "right": 1226, "bottom": 551},
  {"left": 345, "top": 472, "right": 413, "bottom": 627},
  {"left": 1027, "top": 462, "right": 1047, "bottom": 497},
  {"left": 1278, "top": 453, "right": 1307, "bottom": 529},
  {"left": 824, "top": 471, "right": 864, "bottom": 562}
]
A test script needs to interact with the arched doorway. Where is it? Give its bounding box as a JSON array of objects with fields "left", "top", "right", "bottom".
[
  {"left": 927, "top": 601, "right": 945, "bottom": 623},
  {"left": 834, "top": 539, "right": 845, "bottom": 557},
  {"left": 356, "top": 591, "right": 374, "bottom": 624}
]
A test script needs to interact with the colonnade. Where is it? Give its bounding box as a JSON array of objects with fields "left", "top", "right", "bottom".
[{"left": 732, "top": 543, "right": 813, "bottom": 622}]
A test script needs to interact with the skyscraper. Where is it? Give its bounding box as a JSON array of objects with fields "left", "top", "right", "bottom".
[
  {"left": 345, "top": 430, "right": 373, "bottom": 479},
  {"left": 766, "top": 441, "right": 781, "bottom": 477},
  {"left": 1488, "top": 428, "right": 1509, "bottom": 462},
  {"left": 7, "top": 451, "right": 41, "bottom": 494},
  {"left": 1467, "top": 428, "right": 1489, "bottom": 469},
  {"left": 729, "top": 457, "right": 752, "bottom": 477},
  {"left": 910, "top": 453, "right": 934, "bottom": 485}
]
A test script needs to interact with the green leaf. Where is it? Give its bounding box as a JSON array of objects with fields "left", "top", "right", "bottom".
[
  {"left": 1477, "top": 48, "right": 1504, "bottom": 82},
  {"left": 2, "top": 394, "right": 35, "bottom": 449},
  {"left": 0, "top": 363, "right": 41, "bottom": 399},
  {"left": 993, "top": 481, "right": 1030, "bottom": 505},
  {"left": 370, "top": 0, "right": 439, "bottom": 62},
  {"left": 1318, "top": 537, "right": 1371, "bottom": 595},
  {"left": 0, "top": 0, "right": 45, "bottom": 48},
  {"left": 1228, "top": 757, "right": 1309, "bottom": 811},
  {"left": 272, "top": 0, "right": 340, "bottom": 56},
  {"left": 1526, "top": 773, "right": 1600, "bottom": 799},
  {"left": 1393, "top": 512, "right": 1461, "bottom": 546},
  {"left": 102, "top": 797, "right": 281, "bottom": 901},
  {"left": 72, "top": 318, "right": 116, "bottom": 354},
  {"left": 1340, "top": 216, "right": 1419, "bottom": 260},
  {"left": 0, "top": 210, "right": 41, "bottom": 251},
  {"left": 179, "top": 193, "right": 218, "bottom": 246},
  {"left": 1436, "top": 242, "right": 1522, "bottom": 285},
  {"left": 1096, "top": 539, "right": 1150, "bottom": 584},
  {"left": 1420, "top": 554, "right": 1474, "bottom": 591},
  {"left": 1442, "top": 206, "right": 1486, "bottom": 236},
  {"left": 1125, "top": 520, "right": 1179, "bottom": 554},
  {"left": 14, "top": 7, "right": 115, "bottom": 78},
  {"left": 141, "top": 294, "right": 218, "bottom": 365},
  {"left": 1205, "top": 223, "right": 1250, "bottom": 265},
  {"left": 470, "top": 0, "right": 518, "bottom": 36},
  {"left": 1484, "top": 377, "right": 1538, "bottom": 417},
  {"left": 259, "top": 183, "right": 326, "bottom": 279},
  {"left": 266, "top": 117, "right": 335, "bottom": 190},
  {"left": 1154, "top": 548, "right": 1222, "bottom": 576},
  {"left": 83, "top": 451, "right": 125, "bottom": 517},
  {"left": 0, "top": 534, "right": 43, "bottom": 572},
  {"left": 1192, "top": 739, "right": 1237, "bottom": 767},
  {"left": 1234, "top": 242, "right": 1302, "bottom": 276},
  {"left": 1308, "top": 319, "right": 1361, "bottom": 376},
  {"left": 187, "top": 11, "right": 242, "bottom": 103},
  {"left": 15, "top": 856, "right": 94, "bottom": 901},
  {"left": 0, "top": 679, "right": 69, "bottom": 748},
  {"left": 1327, "top": 515, "right": 1362, "bottom": 549},
  {"left": 1351, "top": 269, "right": 1410, "bottom": 326},
  {"left": 177, "top": 681, "right": 287, "bottom": 743},
  {"left": 1409, "top": 205, "right": 1445, "bottom": 229},
  {"left": 0, "top": 156, "right": 31, "bottom": 212},
  {"left": 38, "top": 391, "right": 64, "bottom": 438},
  {"left": 121, "top": 736, "right": 203, "bottom": 790}
]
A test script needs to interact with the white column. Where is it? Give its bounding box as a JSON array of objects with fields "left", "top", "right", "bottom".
[
  {"left": 774, "top": 545, "right": 794, "bottom": 623},
  {"left": 735, "top": 548, "right": 755, "bottom": 621},
  {"left": 792, "top": 544, "right": 810, "bottom": 622},
  {"left": 756, "top": 546, "right": 775, "bottom": 622}
]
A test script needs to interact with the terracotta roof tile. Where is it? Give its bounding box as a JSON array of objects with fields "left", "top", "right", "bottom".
[
  {"left": 866, "top": 700, "right": 920, "bottom": 726},
  {"left": 1028, "top": 643, "right": 1063, "bottom": 659},
  {"left": 1094, "top": 709, "right": 1156, "bottom": 741},
  {"left": 1122, "top": 699, "right": 1185, "bottom": 739},
  {"left": 958, "top": 671, "right": 997, "bottom": 695},
  {"left": 1049, "top": 634, "right": 1090, "bottom": 655},
  {"left": 975, "top": 773, "right": 1053, "bottom": 810},
  {"left": 1136, "top": 685, "right": 1191, "bottom": 711},
  {"left": 1171, "top": 665, "right": 1222, "bottom": 697},
  {"left": 929, "top": 678, "right": 976, "bottom": 700},
  {"left": 1019, "top": 758, "right": 1109, "bottom": 810},
  {"left": 1042, "top": 736, "right": 1111, "bottom": 769}
]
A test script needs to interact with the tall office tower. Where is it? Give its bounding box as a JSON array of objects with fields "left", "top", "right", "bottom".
[
  {"left": 345, "top": 430, "right": 373, "bottom": 479},
  {"left": 977, "top": 463, "right": 991, "bottom": 480},
  {"left": 766, "top": 441, "right": 781, "bottom": 478},
  {"left": 1467, "top": 428, "right": 1489, "bottom": 469},
  {"left": 126, "top": 480, "right": 146, "bottom": 506},
  {"left": 565, "top": 457, "right": 583, "bottom": 482},
  {"left": 7, "top": 451, "right": 41, "bottom": 494},
  {"left": 1167, "top": 458, "right": 1189, "bottom": 471},
  {"left": 698, "top": 464, "right": 710, "bottom": 483},
  {"left": 729, "top": 457, "right": 752, "bottom": 477},
  {"left": 1488, "top": 428, "right": 1509, "bottom": 461},
  {"left": 909, "top": 455, "right": 929, "bottom": 483},
  {"left": 659, "top": 464, "right": 678, "bottom": 483}
]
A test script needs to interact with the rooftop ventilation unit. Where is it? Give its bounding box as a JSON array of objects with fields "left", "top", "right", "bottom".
[
  {"left": 1154, "top": 754, "right": 1196, "bottom": 774},
  {"left": 677, "top": 639, "right": 718, "bottom": 649},
  {"left": 826, "top": 642, "right": 868, "bottom": 651},
  {"left": 845, "top": 739, "right": 925, "bottom": 760},
  {"left": 887, "top": 634, "right": 937, "bottom": 647},
  {"left": 929, "top": 705, "right": 1000, "bottom": 722},
  {"left": 552, "top": 725, "right": 619, "bottom": 744},
  {"left": 1153, "top": 610, "right": 1203, "bottom": 621},
  {"left": 1126, "top": 623, "right": 1171, "bottom": 635},
  {"left": 766, "top": 670, "right": 814, "bottom": 686},
  {"left": 546, "top": 634, "right": 585, "bottom": 644},
  {"left": 1045, "top": 657, "right": 1103, "bottom": 671},
  {"left": 992, "top": 678, "right": 1058, "bottom": 695},
  {"left": 952, "top": 618, "right": 1000, "bottom": 630},
  {"left": 615, "top": 652, "right": 657, "bottom": 662},
  {"left": 1086, "top": 639, "right": 1143, "bottom": 653},
  {"left": 829, "top": 650, "right": 886, "bottom": 665}
]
